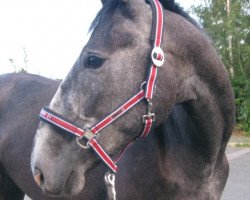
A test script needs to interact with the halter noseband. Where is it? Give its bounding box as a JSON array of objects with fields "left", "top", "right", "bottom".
[{"left": 39, "top": 0, "right": 164, "bottom": 174}]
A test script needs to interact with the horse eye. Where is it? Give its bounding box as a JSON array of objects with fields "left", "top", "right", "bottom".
[{"left": 86, "top": 55, "right": 104, "bottom": 69}]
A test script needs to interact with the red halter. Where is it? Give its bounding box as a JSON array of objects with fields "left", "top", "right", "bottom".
[{"left": 39, "top": 0, "right": 164, "bottom": 173}]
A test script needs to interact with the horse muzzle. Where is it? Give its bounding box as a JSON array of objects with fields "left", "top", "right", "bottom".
[{"left": 32, "top": 163, "right": 85, "bottom": 197}]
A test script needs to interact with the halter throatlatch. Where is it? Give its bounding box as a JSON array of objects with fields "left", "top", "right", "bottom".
[{"left": 39, "top": 0, "right": 164, "bottom": 174}]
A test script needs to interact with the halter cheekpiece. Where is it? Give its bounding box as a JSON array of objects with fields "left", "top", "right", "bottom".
[{"left": 39, "top": 0, "right": 164, "bottom": 174}]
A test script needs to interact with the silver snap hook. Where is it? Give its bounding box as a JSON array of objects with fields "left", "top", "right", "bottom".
[
  {"left": 104, "top": 171, "right": 116, "bottom": 200},
  {"left": 105, "top": 172, "right": 116, "bottom": 187}
]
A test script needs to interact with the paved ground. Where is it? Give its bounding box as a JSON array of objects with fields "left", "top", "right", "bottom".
[
  {"left": 221, "top": 147, "right": 250, "bottom": 200},
  {"left": 24, "top": 147, "right": 250, "bottom": 200}
]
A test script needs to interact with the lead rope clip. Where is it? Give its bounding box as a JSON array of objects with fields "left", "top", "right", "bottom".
[{"left": 104, "top": 172, "right": 116, "bottom": 200}]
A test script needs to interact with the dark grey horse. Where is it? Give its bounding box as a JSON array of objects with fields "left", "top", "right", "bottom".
[
  {"left": 9, "top": 0, "right": 237, "bottom": 199},
  {"left": 0, "top": 73, "right": 59, "bottom": 199},
  {"left": 31, "top": 0, "right": 235, "bottom": 199}
]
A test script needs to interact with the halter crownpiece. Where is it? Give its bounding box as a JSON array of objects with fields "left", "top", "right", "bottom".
[{"left": 39, "top": 0, "right": 164, "bottom": 174}]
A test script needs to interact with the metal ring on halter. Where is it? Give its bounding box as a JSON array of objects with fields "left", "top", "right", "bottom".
[
  {"left": 76, "top": 137, "right": 90, "bottom": 149},
  {"left": 76, "top": 125, "right": 94, "bottom": 149},
  {"left": 140, "top": 81, "right": 156, "bottom": 93},
  {"left": 140, "top": 81, "right": 147, "bottom": 91}
]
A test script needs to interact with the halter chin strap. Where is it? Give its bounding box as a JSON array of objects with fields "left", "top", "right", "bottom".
[{"left": 39, "top": 0, "right": 164, "bottom": 174}]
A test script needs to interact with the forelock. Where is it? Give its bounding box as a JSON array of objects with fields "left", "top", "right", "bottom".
[{"left": 89, "top": 0, "right": 119, "bottom": 32}]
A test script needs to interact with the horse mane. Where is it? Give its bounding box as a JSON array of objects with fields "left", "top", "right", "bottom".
[
  {"left": 159, "top": 0, "right": 202, "bottom": 30},
  {"left": 89, "top": 0, "right": 201, "bottom": 32}
]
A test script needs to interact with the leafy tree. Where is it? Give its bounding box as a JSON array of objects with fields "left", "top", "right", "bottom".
[{"left": 191, "top": 0, "right": 250, "bottom": 135}]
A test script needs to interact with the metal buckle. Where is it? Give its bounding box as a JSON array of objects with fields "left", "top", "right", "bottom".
[
  {"left": 142, "top": 99, "right": 156, "bottom": 123},
  {"left": 76, "top": 125, "right": 96, "bottom": 149},
  {"left": 142, "top": 113, "right": 156, "bottom": 123},
  {"left": 147, "top": 100, "right": 153, "bottom": 114},
  {"left": 83, "top": 129, "right": 96, "bottom": 140}
]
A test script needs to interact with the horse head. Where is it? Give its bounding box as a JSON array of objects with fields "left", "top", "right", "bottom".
[{"left": 31, "top": 0, "right": 177, "bottom": 196}]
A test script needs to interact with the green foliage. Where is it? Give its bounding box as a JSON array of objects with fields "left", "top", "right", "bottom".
[
  {"left": 239, "top": 99, "right": 250, "bottom": 135},
  {"left": 232, "top": 77, "right": 250, "bottom": 135},
  {"left": 191, "top": 0, "right": 250, "bottom": 135}
]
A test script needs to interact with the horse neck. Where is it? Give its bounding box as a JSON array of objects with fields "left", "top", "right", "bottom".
[
  {"left": 174, "top": 43, "right": 235, "bottom": 148},
  {"left": 158, "top": 12, "right": 235, "bottom": 163}
]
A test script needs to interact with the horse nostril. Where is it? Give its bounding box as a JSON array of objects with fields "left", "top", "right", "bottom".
[{"left": 33, "top": 167, "right": 44, "bottom": 187}]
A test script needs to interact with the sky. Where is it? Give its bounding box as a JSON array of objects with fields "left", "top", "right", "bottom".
[{"left": 0, "top": 0, "right": 200, "bottom": 79}]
